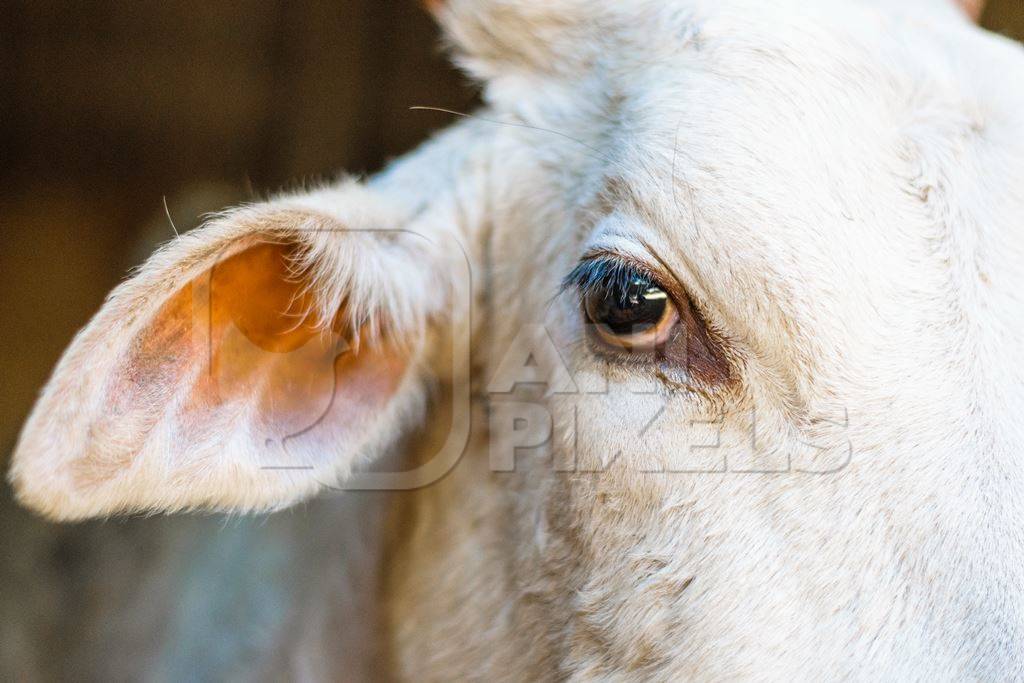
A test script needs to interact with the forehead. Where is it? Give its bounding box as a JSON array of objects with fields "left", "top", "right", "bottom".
[
  {"left": 605, "top": 1, "right": 958, "bottom": 192},
  {"left": 559, "top": 2, "right": 992, "bottom": 363},
  {"left": 595, "top": 0, "right": 986, "bottom": 181}
]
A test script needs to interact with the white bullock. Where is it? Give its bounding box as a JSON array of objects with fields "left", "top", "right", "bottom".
[{"left": 10, "top": 0, "right": 1024, "bottom": 679}]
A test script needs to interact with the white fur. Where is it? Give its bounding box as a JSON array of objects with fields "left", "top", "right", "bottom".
[{"left": 10, "top": 0, "right": 1024, "bottom": 678}]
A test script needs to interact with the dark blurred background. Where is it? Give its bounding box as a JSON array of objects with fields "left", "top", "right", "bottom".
[{"left": 0, "top": 1, "right": 1021, "bottom": 678}]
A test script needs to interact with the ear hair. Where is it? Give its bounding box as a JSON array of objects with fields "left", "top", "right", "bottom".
[
  {"left": 8, "top": 180, "right": 451, "bottom": 520},
  {"left": 427, "top": 0, "right": 606, "bottom": 83}
]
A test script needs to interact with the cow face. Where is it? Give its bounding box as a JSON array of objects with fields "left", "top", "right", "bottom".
[
  {"left": 10, "top": 0, "right": 1024, "bottom": 675},
  {"left": 438, "top": 0, "right": 1024, "bottom": 675}
]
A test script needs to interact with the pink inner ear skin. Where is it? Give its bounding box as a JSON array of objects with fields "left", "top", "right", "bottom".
[
  {"left": 956, "top": 0, "right": 985, "bottom": 21},
  {"left": 81, "top": 242, "right": 408, "bottom": 487}
]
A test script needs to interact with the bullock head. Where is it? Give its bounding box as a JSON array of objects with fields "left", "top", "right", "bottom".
[{"left": 9, "top": 0, "right": 1024, "bottom": 675}]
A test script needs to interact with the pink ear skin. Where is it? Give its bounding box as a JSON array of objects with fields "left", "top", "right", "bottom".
[
  {"left": 73, "top": 240, "right": 408, "bottom": 494},
  {"left": 956, "top": 0, "right": 986, "bottom": 21}
]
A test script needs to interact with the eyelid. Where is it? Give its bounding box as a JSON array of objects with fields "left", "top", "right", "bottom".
[{"left": 561, "top": 249, "right": 685, "bottom": 308}]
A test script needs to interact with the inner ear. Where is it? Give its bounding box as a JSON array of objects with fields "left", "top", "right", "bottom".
[
  {"left": 211, "top": 241, "right": 324, "bottom": 354},
  {"left": 98, "top": 239, "right": 408, "bottom": 478}
]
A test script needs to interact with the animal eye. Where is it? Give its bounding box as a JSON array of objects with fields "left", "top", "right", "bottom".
[
  {"left": 565, "top": 255, "right": 732, "bottom": 386},
  {"left": 582, "top": 271, "right": 679, "bottom": 352}
]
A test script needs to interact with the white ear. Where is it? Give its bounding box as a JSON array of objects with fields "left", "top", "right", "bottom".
[
  {"left": 955, "top": 0, "right": 986, "bottom": 22},
  {"left": 427, "top": 0, "right": 605, "bottom": 83},
  {"left": 427, "top": 0, "right": 990, "bottom": 85},
  {"left": 9, "top": 182, "right": 449, "bottom": 520}
]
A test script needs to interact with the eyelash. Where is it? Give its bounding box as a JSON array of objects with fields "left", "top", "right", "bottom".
[{"left": 560, "top": 255, "right": 663, "bottom": 302}]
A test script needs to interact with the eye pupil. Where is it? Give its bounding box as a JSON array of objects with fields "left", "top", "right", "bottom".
[{"left": 587, "top": 275, "right": 669, "bottom": 336}]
